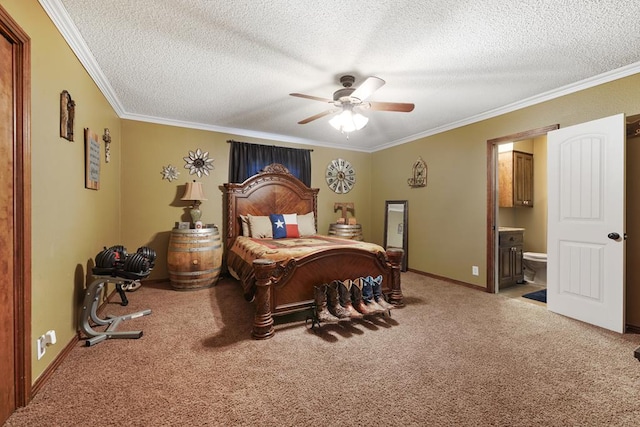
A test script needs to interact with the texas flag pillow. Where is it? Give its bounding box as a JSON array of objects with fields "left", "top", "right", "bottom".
[{"left": 269, "top": 213, "right": 300, "bottom": 239}]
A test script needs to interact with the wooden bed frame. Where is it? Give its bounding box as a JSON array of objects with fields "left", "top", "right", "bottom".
[{"left": 222, "top": 163, "right": 404, "bottom": 339}]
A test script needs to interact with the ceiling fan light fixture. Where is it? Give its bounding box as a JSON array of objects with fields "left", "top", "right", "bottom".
[{"left": 329, "top": 107, "right": 368, "bottom": 133}]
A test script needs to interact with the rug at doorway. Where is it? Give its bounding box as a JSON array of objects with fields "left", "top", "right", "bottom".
[{"left": 522, "top": 289, "right": 546, "bottom": 303}]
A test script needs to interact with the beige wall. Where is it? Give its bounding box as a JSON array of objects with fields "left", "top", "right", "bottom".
[
  {"left": 1, "top": 0, "right": 122, "bottom": 380},
  {"left": 4, "top": 0, "right": 640, "bottom": 386},
  {"left": 370, "top": 74, "right": 640, "bottom": 291},
  {"left": 120, "top": 122, "right": 372, "bottom": 280}
]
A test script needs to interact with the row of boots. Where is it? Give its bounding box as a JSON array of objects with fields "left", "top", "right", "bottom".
[{"left": 314, "top": 275, "right": 395, "bottom": 323}]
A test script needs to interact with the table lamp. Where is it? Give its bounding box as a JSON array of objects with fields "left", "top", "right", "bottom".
[{"left": 181, "top": 180, "right": 207, "bottom": 225}]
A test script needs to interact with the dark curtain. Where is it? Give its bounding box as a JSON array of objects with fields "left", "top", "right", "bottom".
[{"left": 228, "top": 141, "right": 312, "bottom": 186}]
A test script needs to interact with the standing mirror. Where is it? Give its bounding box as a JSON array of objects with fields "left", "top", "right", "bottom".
[{"left": 384, "top": 200, "right": 408, "bottom": 271}]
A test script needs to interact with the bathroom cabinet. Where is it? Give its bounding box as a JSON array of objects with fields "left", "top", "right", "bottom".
[
  {"left": 498, "top": 228, "right": 524, "bottom": 288},
  {"left": 498, "top": 151, "right": 533, "bottom": 207}
]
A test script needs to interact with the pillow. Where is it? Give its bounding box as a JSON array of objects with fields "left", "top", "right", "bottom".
[
  {"left": 239, "top": 215, "right": 250, "bottom": 236},
  {"left": 247, "top": 214, "right": 273, "bottom": 238},
  {"left": 269, "top": 213, "right": 300, "bottom": 239},
  {"left": 297, "top": 212, "right": 316, "bottom": 237}
]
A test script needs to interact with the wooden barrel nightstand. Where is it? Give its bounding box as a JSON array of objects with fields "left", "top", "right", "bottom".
[
  {"left": 167, "top": 227, "right": 222, "bottom": 290},
  {"left": 328, "top": 223, "right": 363, "bottom": 241}
]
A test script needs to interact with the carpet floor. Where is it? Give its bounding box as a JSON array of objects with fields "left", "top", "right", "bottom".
[{"left": 4, "top": 272, "right": 640, "bottom": 426}]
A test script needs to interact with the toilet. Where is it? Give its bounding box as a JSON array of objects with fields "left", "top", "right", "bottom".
[{"left": 523, "top": 252, "right": 547, "bottom": 286}]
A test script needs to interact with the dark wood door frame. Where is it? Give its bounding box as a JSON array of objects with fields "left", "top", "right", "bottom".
[
  {"left": 0, "top": 5, "right": 32, "bottom": 411},
  {"left": 485, "top": 124, "right": 558, "bottom": 293}
]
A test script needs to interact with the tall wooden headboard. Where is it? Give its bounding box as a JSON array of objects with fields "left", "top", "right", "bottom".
[{"left": 221, "top": 163, "right": 319, "bottom": 251}]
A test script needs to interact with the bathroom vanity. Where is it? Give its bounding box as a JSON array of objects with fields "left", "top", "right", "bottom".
[{"left": 498, "top": 227, "right": 524, "bottom": 288}]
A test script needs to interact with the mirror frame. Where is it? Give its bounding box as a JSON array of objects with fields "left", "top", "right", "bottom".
[{"left": 383, "top": 200, "right": 408, "bottom": 272}]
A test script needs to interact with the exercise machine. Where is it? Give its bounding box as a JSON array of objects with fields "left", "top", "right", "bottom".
[{"left": 79, "top": 245, "right": 156, "bottom": 347}]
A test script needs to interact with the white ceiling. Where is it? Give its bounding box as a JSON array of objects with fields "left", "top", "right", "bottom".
[{"left": 42, "top": 0, "right": 640, "bottom": 152}]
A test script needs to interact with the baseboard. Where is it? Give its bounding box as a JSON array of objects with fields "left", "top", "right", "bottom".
[
  {"left": 407, "top": 268, "right": 487, "bottom": 292},
  {"left": 626, "top": 324, "right": 640, "bottom": 334},
  {"left": 31, "top": 334, "right": 78, "bottom": 397}
]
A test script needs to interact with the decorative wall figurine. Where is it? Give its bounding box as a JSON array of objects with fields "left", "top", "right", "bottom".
[
  {"left": 334, "top": 202, "right": 355, "bottom": 224},
  {"left": 60, "top": 90, "right": 75, "bottom": 141},
  {"left": 102, "top": 128, "right": 111, "bottom": 163},
  {"left": 183, "top": 148, "right": 214, "bottom": 177},
  {"left": 408, "top": 156, "right": 427, "bottom": 187},
  {"left": 161, "top": 165, "right": 180, "bottom": 182}
]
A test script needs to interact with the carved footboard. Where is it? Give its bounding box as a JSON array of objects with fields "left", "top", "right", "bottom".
[
  {"left": 250, "top": 247, "right": 404, "bottom": 340},
  {"left": 221, "top": 164, "right": 404, "bottom": 339}
]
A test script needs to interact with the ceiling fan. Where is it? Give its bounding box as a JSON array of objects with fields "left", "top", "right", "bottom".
[{"left": 290, "top": 75, "right": 415, "bottom": 132}]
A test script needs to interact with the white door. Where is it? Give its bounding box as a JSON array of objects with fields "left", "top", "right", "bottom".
[{"left": 547, "top": 113, "right": 626, "bottom": 333}]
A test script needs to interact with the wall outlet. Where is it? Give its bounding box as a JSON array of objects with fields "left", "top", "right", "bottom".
[
  {"left": 36, "top": 330, "right": 57, "bottom": 360},
  {"left": 36, "top": 335, "right": 46, "bottom": 360},
  {"left": 472, "top": 266, "right": 479, "bottom": 276}
]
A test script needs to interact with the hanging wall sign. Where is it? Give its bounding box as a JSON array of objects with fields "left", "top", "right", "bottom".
[{"left": 84, "top": 128, "right": 100, "bottom": 190}]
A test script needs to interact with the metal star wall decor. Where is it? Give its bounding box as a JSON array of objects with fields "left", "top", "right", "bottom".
[
  {"left": 183, "top": 148, "right": 214, "bottom": 177},
  {"left": 161, "top": 164, "right": 180, "bottom": 182}
]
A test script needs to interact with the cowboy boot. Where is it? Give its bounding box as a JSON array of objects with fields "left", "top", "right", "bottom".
[
  {"left": 351, "top": 277, "right": 376, "bottom": 315},
  {"left": 314, "top": 284, "right": 339, "bottom": 323},
  {"left": 336, "top": 279, "right": 364, "bottom": 319},
  {"left": 360, "top": 276, "right": 386, "bottom": 314},
  {"left": 368, "top": 275, "right": 395, "bottom": 311},
  {"left": 327, "top": 281, "right": 352, "bottom": 320}
]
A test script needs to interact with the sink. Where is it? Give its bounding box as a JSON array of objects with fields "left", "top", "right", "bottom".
[{"left": 499, "top": 227, "right": 525, "bottom": 232}]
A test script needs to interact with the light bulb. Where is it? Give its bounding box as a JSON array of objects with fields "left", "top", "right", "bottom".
[{"left": 329, "top": 108, "right": 368, "bottom": 133}]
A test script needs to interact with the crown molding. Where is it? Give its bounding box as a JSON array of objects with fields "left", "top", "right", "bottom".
[
  {"left": 372, "top": 61, "right": 640, "bottom": 152},
  {"left": 119, "top": 112, "right": 371, "bottom": 153},
  {"left": 39, "top": 0, "right": 126, "bottom": 116},
  {"left": 40, "top": 0, "right": 640, "bottom": 153}
]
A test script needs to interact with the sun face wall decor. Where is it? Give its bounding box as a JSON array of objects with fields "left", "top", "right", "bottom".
[
  {"left": 326, "top": 158, "right": 356, "bottom": 194},
  {"left": 184, "top": 148, "right": 214, "bottom": 177}
]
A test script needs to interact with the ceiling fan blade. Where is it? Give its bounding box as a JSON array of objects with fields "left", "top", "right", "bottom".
[
  {"left": 367, "top": 101, "right": 415, "bottom": 112},
  {"left": 290, "top": 93, "right": 333, "bottom": 103},
  {"left": 351, "top": 76, "right": 385, "bottom": 101},
  {"left": 298, "top": 109, "right": 338, "bottom": 124}
]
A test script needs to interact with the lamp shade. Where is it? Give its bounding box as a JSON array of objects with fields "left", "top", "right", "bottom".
[
  {"left": 329, "top": 107, "right": 369, "bottom": 133},
  {"left": 181, "top": 181, "right": 207, "bottom": 201}
]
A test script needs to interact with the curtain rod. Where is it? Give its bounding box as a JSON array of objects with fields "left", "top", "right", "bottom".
[{"left": 226, "top": 139, "right": 313, "bottom": 152}]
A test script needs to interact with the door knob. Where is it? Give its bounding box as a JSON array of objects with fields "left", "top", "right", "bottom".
[{"left": 607, "top": 232, "right": 620, "bottom": 240}]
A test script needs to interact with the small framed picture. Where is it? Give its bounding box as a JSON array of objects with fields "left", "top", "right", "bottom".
[{"left": 177, "top": 222, "right": 190, "bottom": 230}]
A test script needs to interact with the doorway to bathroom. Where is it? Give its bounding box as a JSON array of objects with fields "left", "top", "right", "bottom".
[{"left": 486, "top": 124, "right": 559, "bottom": 297}]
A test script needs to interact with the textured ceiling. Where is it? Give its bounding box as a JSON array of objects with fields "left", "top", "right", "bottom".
[{"left": 42, "top": 0, "right": 640, "bottom": 152}]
